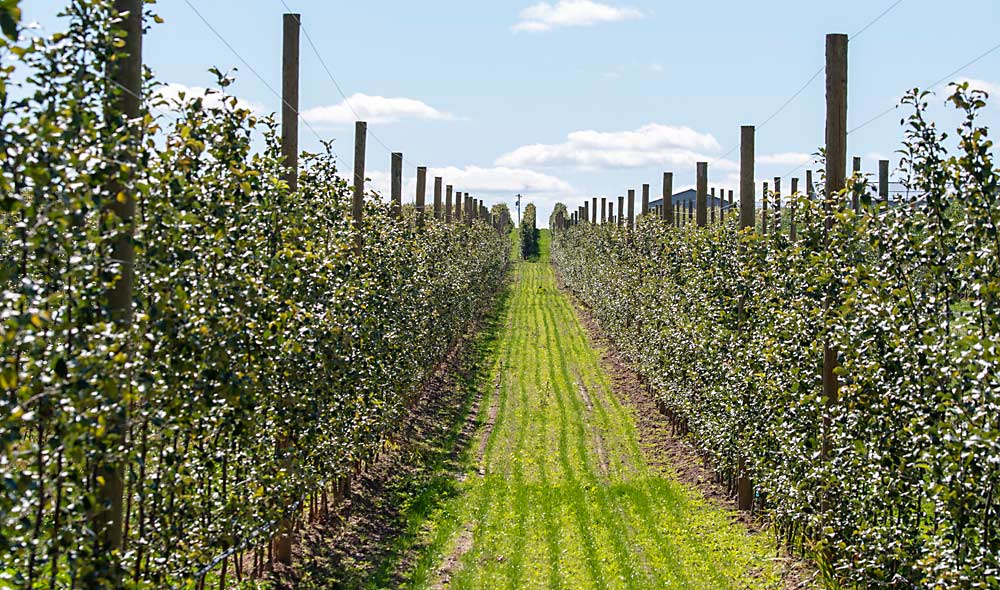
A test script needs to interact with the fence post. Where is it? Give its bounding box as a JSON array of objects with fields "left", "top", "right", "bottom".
[
  {"left": 601, "top": 197, "right": 607, "bottom": 224},
  {"left": 619, "top": 195, "right": 626, "bottom": 227},
  {"left": 445, "top": 185, "right": 453, "bottom": 223},
  {"left": 415, "top": 166, "right": 427, "bottom": 228},
  {"left": 663, "top": 173, "right": 673, "bottom": 222},
  {"left": 434, "top": 177, "right": 443, "bottom": 220},
  {"left": 592, "top": 198, "right": 597, "bottom": 223},
  {"left": 696, "top": 162, "right": 708, "bottom": 227},
  {"left": 391, "top": 153, "right": 402, "bottom": 219},
  {"left": 641, "top": 183, "right": 649, "bottom": 219},
  {"left": 823, "top": 32, "right": 848, "bottom": 462},
  {"left": 740, "top": 126, "right": 755, "bottom": 230},
  {"left": 879, "top": 159, "right": 889, "bottom": 205},
  {"left": 584, "top": 201, "right": 590, "bottom": 224}
]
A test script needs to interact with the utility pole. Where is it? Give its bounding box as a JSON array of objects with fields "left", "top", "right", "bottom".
[{"left": 516, "top": 193, "right": 523, "bottom": 225}]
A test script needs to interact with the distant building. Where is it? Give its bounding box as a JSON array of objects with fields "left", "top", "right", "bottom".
[{"left": 648, "top": 188, "right": 733, "bottom": 211}]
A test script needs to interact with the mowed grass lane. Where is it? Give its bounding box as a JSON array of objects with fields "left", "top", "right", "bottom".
[{"left": 407, "top": 230, "right": 782, "bottom": 590}]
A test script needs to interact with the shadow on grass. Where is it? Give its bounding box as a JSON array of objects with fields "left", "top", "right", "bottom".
[{"left": 283, "top": 286, "right": 513, "bottom": 590}]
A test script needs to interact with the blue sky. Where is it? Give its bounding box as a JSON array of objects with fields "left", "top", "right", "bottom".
[{"left": 25, "top": 0, "right": 1000, "bottom": 226}]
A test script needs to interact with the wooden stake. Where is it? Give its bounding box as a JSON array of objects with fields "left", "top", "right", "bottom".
[
  {"left": 631, "top": 188, "right": 638, "bottom": 229},
  {"left": 696, "top": 162, "right": 708, "bottom": 227},
  {"left": 352, "top": 121, "right": 367, "bottom": 242},
  {"left": 774, "top": 177, "right": 781, "bottom": 236},
  {"left": 740, "top": 126, "right": 755, "bottom": 230},
  {"left": 390, "top": 153, "right": 402, "bottom": 219},
  {"left": 281, "top": 13, "right": 300, "bottom": 192},
  {"left": 415, "top": 167, "right": 426, "bottom": 228},
  {"left": 790, "top": 177, "right": 799, "bottom": 240},
  {"left": 762, "top": 181, "right": 769, "bottom": 234},
  {"left": 711, "top": 188, "right": 716, "bottom": 224},
  {"left": 434, "top": 177, "right": 443, "bottom": 220},
  {"left": 445, "top": 185, "right": 453, "bottom": 223},
  {"left": 663, "top": 173, "right": 673, "bottom": 222},
  {"left": 823, "top": 32, "right": 848, "bottom": 461},
  {"left": 99, "top": 0, "right": 142, "bottom": 565},
  {"left": 879, "top": 159, "right": 889, "bottom": 205}
]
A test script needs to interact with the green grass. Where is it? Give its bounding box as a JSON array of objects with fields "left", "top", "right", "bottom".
[{"left": 403, "top": 230, "right": 784, "bottom": 589}]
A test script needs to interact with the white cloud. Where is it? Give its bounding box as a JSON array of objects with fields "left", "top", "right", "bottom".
[
  {"left": 512, "top": 0, "right": 644, "bottom": 33},
  {"left": 956, "top": 77, "right": 1000, "bottom": 99},
  {"left": 650, "top": 63, "right": 664, "bottom": 74},
  {"left": 758, "top": 152, "right": 813, "bottom": 166},
  {"left": 495, "top": 123, "right": 735, "bottom": 171},
  {"left": 302, "top": 93, "right": 455, "bottom": 126},
  {"left": 154, "top": 82, "right": 265, "bottom": 114}
]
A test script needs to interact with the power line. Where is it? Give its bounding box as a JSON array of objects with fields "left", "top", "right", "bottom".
[
  {"left": 181, "top": 0, "right": 337, "bottom": 160},
  {"left": 780, "top": 34, "right": 1000, "bottom": 179},
  {"left": 850, "top": 0, "right": 905, "bottom": 40},
  {"left": 710, "top": 0, "right": 904, "bottom": 170},
  {"left": 277, "top": 1, "right": 417, "bottom": 170},
  {"left": 849, "top": 38, "right": 1000, "bottom": 135}
]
